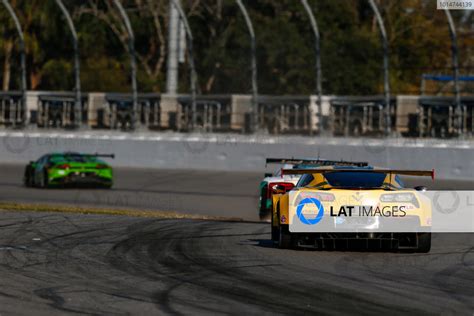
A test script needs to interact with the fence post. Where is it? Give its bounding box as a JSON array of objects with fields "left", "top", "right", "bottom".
[
  {"left": 55, "top": 0, "right": 82, "bottom": 128},
  {"left": 112, "top": 0, "right": 138, "bottom": 129},
  {"left": 301, "top": 0, "right": 322, "bottom": 135},
  {"left": 444, "top": 9, "right": 462, "bottom": 136},
  {"left": 170, "top": 0, "right": 198, "bottom": 130},
  {"left": 236, "top": 0, "right": 258, "bottom": 133},
  {"left": 1, "top": 0, "right": 27, "bottom": 127},
  {"left": 368, "top": 0, "right": 391, "bottom": 136}
]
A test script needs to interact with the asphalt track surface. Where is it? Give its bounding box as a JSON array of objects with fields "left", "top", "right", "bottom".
[
  {"left": 0, "top": 212, "right": 473, "bottom": 315},
  {"left": 1, "top": 163, "right": 473, "bottom": 221},
  {"left": 0, "top": 164, "right": 473, "bottom": 315},
  {"left": 0, "top": 164, "right": 262, "bottom": 220}
]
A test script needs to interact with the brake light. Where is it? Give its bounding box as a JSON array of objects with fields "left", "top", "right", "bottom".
[
  {"left": 56, "top": 164, "right": 70, "bottom": 170},
  {"left": 96, "top": 164, "right": 109, "bottom": 169},
  {"left": 267, "top": 182, "right": 294, "bottom": 198}
]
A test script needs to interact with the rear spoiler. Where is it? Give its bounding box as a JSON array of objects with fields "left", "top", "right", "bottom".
[
  {"left": 265, "top": 158, "right": 368, "bottom": 167},
  {"left": 85, "top": 153, "right": 115, "bottom": 159},
  {"left": 282, "top": 168, "right": 435, "bottom": 180}
]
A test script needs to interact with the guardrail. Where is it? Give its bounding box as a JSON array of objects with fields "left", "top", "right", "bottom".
[
  {"left": 0, "top": 91, "right": 23, "bottom": 127},
  {"left": 416, "top": 96, "right": 474, "bottom": 137},
  {"left": 176, "top": 95, "right": 231, "bottom": 132},
  {"left": 37, "top": 94, "right": 88, "bottom": 128},
  {"left": 329, "top": 96, "right": 396, "bottom": 136},
  {"left": 103, "top": 93, "right": 160, "bottom": 130},
  {"left": 257, "top": 95, "right": 313, "bottom": 134},
  {"left": 0, "top": 90, "right": 473, "bottom": 138}
]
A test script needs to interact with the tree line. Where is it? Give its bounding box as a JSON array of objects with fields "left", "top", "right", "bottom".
[{"left": 0, "top": 0, "right": 472, "bottom": 95}]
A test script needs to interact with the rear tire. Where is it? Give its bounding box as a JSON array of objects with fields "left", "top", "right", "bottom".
[
  {"left": 23, "top": 165, "right": 33, "bottom": 187},
  {"left": 278, "top": 225, "right": 293, "bottom": 249},
  {"left": 41, "top": 170, "right": 49, "bottom": 189},
  {"left": 259, "top": 209, "right": 271, "bottom": 222},
  {"left": 271, "top": 212, "right": 279, "bottom": 243},
  {"left": 416, "top": 233, "right": 431, "bottom": 253}
]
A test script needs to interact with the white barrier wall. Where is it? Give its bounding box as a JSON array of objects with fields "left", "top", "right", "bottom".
[{"left": 0, "top": 131, "right": 472, "bottom": 181}]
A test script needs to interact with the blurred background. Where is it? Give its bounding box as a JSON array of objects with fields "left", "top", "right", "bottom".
[
  {"left": 0, "top": 0, "right": 472, "bottom": 94},
  {"left": 0, "top": 0, "right": 472, "bottom": 137}
]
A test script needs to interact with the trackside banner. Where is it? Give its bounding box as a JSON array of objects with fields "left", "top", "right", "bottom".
[{"left": 288, "top": 191, "right": 474, "bottom": 233}]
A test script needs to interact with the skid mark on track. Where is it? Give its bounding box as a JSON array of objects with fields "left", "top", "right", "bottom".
[{"left": 0, "top": 211, "right": 472, "bottom": 315}]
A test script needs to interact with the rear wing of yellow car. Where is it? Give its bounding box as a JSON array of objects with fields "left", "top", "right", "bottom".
[
  {"left": 281, "top": 168, "right": 435, "bottom": 180},
  {"left": 265, "top": 158, "right": 369, "bottom": 167}
]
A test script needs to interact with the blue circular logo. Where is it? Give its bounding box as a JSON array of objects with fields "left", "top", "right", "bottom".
[{"left": 296, "top": 197, "right": 324, "bottom": 225}]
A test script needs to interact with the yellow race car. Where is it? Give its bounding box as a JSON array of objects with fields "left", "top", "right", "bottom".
[{"left": 271, "top": 166, "right": 434, "bottom": 252}]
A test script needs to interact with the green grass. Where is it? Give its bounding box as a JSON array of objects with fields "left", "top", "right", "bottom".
[{"left": 0, "top": 202, "right": 243, "bottom": 222}]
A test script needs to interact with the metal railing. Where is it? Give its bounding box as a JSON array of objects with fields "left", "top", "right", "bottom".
[
  {"left": 0, "top": 92, "right": 24, "bottom": 127},
  {"left": 0, "top": 91, "right": 473, "bottom": 139},
  {"left": 37, "top": 94, "right": 87, "bottom": 128},
  {"left": 329, "top": 96, "right": 395, "bottom": 136},
  {"left": 417, "top": 96, "right": 474, "bottom": 137},
  {"left": 103, "top": 93, "right": 160, "bottom": 130},
  {"left": 256, "top": 95, "right": 312, "bottom": 134},
  {"left": 176, "top": 95, "right": 231, "bottom": 132}
]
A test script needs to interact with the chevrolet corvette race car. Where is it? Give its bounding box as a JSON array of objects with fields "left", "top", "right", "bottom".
[
  {"left": 271, "top": 165, "right": 433, "bottom": 252},
  {"left": 23, "top": 152, "right": 114, "bottom": 188},
  {"left": 259, "top": 158, "right": 368, "bottom": 220}
]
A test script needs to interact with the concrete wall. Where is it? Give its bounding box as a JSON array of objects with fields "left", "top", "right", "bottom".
[
  {"left": 396, "top": 95, "right": 418, "bottom": 134},
  {"left": 309, "top": 95, "right": 331, "bottom": 130},
  {"left": 0, "top": 130, "right": 472, "bottom": 181}
]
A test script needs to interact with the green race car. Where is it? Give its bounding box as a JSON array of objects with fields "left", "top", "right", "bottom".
[{"left": 23, "top": 152, "right": 114, "bottom": 188}]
